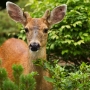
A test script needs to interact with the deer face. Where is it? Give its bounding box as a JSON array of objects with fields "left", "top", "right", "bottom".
[
  {"left": 24, "top": 18, "right": 49, "bottom": 51},
  {"left": 6, "top": 1, "right": 67, "bottom": 52}
]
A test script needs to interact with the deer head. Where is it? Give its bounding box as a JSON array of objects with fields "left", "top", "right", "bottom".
[{"left": 6, "top": 1, "right": 67, "bottom": 52}]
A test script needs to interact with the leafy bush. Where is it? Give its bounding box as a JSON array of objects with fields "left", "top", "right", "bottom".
[
  {"left": 46, "top": 0, "right": 90, "bottom": 63},
  {"left": 0, "top": 64, "right": 36, "bottom": 90},
  {"left": 43, "top": 61, "right": 90, "bottom": 90},
  {"left": 1, "top": 59, "right": 90, "bottom": 90}
]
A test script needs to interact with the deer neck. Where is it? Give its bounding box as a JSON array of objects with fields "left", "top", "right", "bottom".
[{"left": 29, "top": 46, "right": 46, "bottom": 72}]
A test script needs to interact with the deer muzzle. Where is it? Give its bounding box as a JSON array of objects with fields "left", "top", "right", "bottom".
[{"left": 29, "top": 42, "right": 40, "bottom": 51}]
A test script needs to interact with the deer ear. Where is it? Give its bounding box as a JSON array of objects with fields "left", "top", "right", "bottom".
[
  {"left": 50, "top": 4, "right": 67, "bottom": 26},
  {"left": 6, "top": 1, "right": 28, "bottom": 25},
  {"left": 43, "top": 4, "right": 67, "bottom": 26}
]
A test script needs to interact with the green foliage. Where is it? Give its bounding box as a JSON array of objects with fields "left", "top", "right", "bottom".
[
  {"left": 20, "top": 72, "right": 37, "bottom": 90},
  {"left": 12, "top": 64, "right": 24, "bottom": 85},
  {"left": 32, "top": 59, "right": 90, "bottom": 89},
  {"left": 12, "top": 64, "right": 24, "bottom": 79},
  {"left": 43, "top": 61, "right": 90, "bottom": 90},
  {"left": 0, "top": 68, "right": 7, "bottom": 90},
  {"left": 0, "top": 10, "right": 18, "bottom": 45},
  {"left": 46, "top": 0, "right": 90, "bottom": 61},
  {"left": 0, "top": 60, "right": 90, "bottom": 90},
  {"left": 0, "top": 64, "right": 36, "bottom": 90},
  {"left": 0, "top": 68, "right": 7, "bottom": 81},
  {"left": 2, "top": 80, "right": 18, "bottom": 90}
]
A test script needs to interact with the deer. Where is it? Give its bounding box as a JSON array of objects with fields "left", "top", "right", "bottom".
[{"left": 0, "top": 1, "right": 67, "bottom": 90}]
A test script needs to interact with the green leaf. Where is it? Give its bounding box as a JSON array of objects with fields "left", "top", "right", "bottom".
[
  {"left": 77, "top": 40, "right": 84, "bottom": 45},
  {"left": 61, "top": 50, "right": 69, "bottom": 55},
  {"left": 83, "top": 33, "right": 88, "bottom": 37},
  {"left": 65, "top": 25, "right": 71, "bottom": 29},
  {"left": 50, "top": 44, "right": 55, "bottom": 50},
  {"left": 44, "top": 76, "right": 55, "bottom": 83},
  {"left": 3, "top": 80, "right": 18, "bottom": 90}
]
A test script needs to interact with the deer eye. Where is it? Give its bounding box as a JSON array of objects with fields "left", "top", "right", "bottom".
[
  {"left": 43, "top": 28, "right": 48, "bottom": 33},
  {"left": 24, "top": 28, "right": 29, "bottom": 33}
]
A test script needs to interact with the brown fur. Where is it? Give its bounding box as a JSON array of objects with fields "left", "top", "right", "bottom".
[{"left": 0, "top": 38, "right": 30, "bottom": 79}]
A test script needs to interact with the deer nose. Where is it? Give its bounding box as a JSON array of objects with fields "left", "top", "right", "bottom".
[{"left": 29, "top": 42, "right": 40, "bottom": 51}]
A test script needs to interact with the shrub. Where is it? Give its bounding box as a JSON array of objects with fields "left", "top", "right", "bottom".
[
  {"left": 46, "top": 0, "right": 90, "bottom": 63},
  {"left": 0, "top": 64, "right": 36, "bottom": 90},
  {"left": 1, "top": 59, "right": 90, "bottom": 90},
  {"left": 1, "top": 0, "right": 90, "bottom": 63},
  {"left": 43, "top": 61, "right": 90, "bottom": 90}
]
